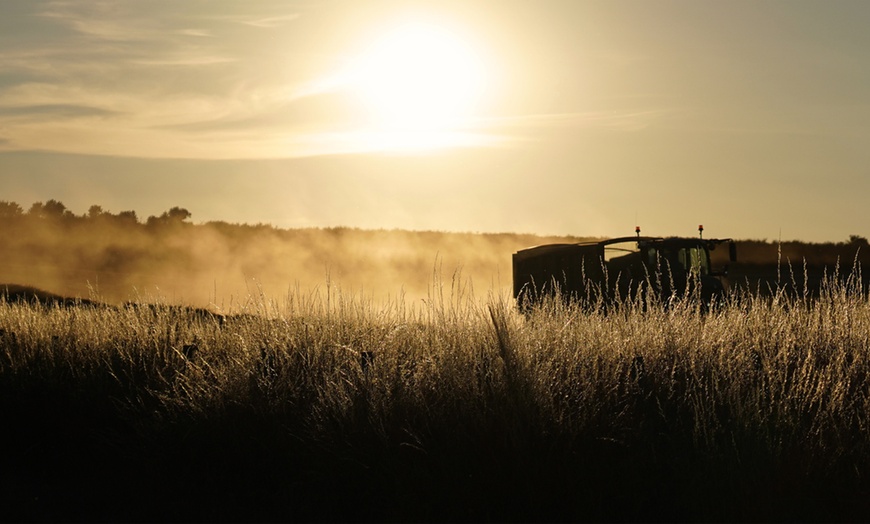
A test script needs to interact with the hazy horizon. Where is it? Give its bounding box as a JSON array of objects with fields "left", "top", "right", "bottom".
[
  {"left": 2, "top": 1, "right": 869, "bottom": 243},
  {"left": 1, "top": 201, "right": 866, "bottom": 309}
]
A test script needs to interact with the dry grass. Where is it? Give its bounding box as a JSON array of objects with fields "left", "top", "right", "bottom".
[{"left": 2, "top": 271, "right": 870, "bottom": 521}]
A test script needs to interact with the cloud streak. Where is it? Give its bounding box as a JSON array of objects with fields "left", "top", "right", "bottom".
[
  {"left": 0, "top": 103, "right": 121, "bottom": 120},
  {"left": 0, "top": 2, "right": 315, "bottom": 157},
  {"left": 0, "top": 1, "right": 681, "bottom": 159},
  {"left": 237, "top": 14, "right": 301, "bottom": 28},
  {"left": 480, "top": 109, "right": 672, "bottom": 133}
]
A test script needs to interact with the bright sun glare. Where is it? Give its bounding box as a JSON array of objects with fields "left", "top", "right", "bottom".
[{"left": 342, "top": 19, "right": 490, "bottom": 151}]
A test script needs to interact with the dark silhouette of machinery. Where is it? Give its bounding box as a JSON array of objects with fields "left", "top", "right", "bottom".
[{"left": 513, "top": 226, "right": 737, "bottom": 308}]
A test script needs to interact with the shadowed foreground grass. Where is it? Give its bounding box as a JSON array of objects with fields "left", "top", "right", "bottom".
[{"left": 2, "top": 275, "right": 870, "bottom": 522}]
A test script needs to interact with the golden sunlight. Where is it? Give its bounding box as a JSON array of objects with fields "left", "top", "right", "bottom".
[{"left": 342, "top": 18, "right": 490, "bottom": 150}]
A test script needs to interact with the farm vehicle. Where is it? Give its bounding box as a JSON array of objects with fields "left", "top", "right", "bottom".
[{"left": 513, "top": 227, "right": 737, "bottom": 309}]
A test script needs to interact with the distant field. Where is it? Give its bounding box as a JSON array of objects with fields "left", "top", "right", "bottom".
[
  {"left": 2, "top": 275, "right": 870, "bottom": 521},
  {"left": 1, "top": 206, "right": 868, "bottom": 307},
  {"left": 0, "top": 211, "right": 598, "bottom": 305}
]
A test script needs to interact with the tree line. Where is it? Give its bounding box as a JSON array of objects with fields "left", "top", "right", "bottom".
[
  {"left": 2, "top": 198, "right": 868, "bottom": 268},
  {"left": 0, "top": 199, "right": 192, "bottom": 227},
  {"left": 1, "top": 198, "right": 869, "bottom": 303}
]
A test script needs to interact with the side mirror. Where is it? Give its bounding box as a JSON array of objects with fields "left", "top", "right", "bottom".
[{"left": 729, "top": 242, "right": 737, "bottom": 262}]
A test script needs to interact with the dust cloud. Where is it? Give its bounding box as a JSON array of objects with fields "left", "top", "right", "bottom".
[
  {"left": 0, "top": 200, "right": 594, "bottom": 309},
  {"left": 7, "top": 200, "right": 866, "bottom": 309}
]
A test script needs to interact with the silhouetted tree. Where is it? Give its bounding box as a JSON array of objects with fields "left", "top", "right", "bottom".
[
  {"left": 87, "top": 205, "right": 104, "bottom": 219},
  {"left": 848, "top": 235, "right": 869, "bottom": 248},
  {"left": 115, "top": 210, "right": 139, "bottom": 224},
  {"left": 0, "top": 201, "right": 23, "bottom": 219},
  {"left": 43, "top": 199, "right": 68, "bottom": 219},
  {"left": 165, "top": 207, "right": 192, "bottom": 222},
  {"left": 27, "top": 201, "right": 46, "bottom": 218},
  {"left": 27, "top": 200, "right": 73, "bottom": 220},
  {"left": 147, "top": 206, "right": 192, "bottom": 228}
]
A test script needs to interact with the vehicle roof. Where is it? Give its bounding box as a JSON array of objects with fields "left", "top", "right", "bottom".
[{"left": 515, "top": 236, "right": 731, "bottom": 256}]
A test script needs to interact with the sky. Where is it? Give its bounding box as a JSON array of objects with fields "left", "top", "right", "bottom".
[{"left": 1, "top": 0, "right": 869, "bottom": 242}]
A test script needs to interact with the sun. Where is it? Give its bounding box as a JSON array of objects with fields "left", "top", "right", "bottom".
[{"left": 343, "top": 19, "right": 489, "bottom": 148}]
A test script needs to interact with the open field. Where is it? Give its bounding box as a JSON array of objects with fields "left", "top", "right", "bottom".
[
  {"left": 0, "top": 204, "right": 597, "bottom": 306},
  {"left": 3, "top": 203, "right": 870, "bottom": 520},
  {"left": 2, "top": 272, "right": 870, "bottom": 522},
  {"left": 3, "top": 202, "right": 870, "bottom": 306}
]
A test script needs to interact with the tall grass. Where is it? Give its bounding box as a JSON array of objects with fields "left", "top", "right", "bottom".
[{"left": 1, "top": 272, "right": 870, "bottom": 521}]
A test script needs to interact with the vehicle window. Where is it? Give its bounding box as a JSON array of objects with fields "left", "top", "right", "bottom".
[
  {"left": 679, "top": 247, "right": 709, "bottom": 274},
  {"left": 641, "top": 245, "right": 708, "bottom": 274},
  {"left": 603, "top": 241, "right": 640, "bottom": 262}
]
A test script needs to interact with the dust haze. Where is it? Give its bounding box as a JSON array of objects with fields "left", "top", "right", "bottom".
[
  {"left": 0, "top": 200, "right": 595, "bottom": 309},
  {"left": 4, "top": 200, "right": 869, "bottom": 309}
]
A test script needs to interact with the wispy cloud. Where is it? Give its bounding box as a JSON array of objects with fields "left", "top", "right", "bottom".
[
  {"left": 237, "top": 14, "right": 300, "bottom": 28},
  {"left": 5, "top": 1, "right": 636, "bottom": 159},
  {"left": 477, "top": 109, "right": 673, "bottom": 134},
  {"left": 130, "top": 55, "right": 236, "bottom": 67},
  {"left": 1, "top": 2, "right": 293, "bottom": 133},
  {"left": 37, "top": 1, "right": 155, "bottom": 42},
  {"left": 176, "top": 29, "right": 212, "bottom": 38},
  {"left": 0, "top": 103, "right": 121, "bottom": 120}
]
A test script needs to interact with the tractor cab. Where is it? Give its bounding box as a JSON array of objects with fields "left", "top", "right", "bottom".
[{"left": 513, "top": 227, "right": 737, "bottom": 308}]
